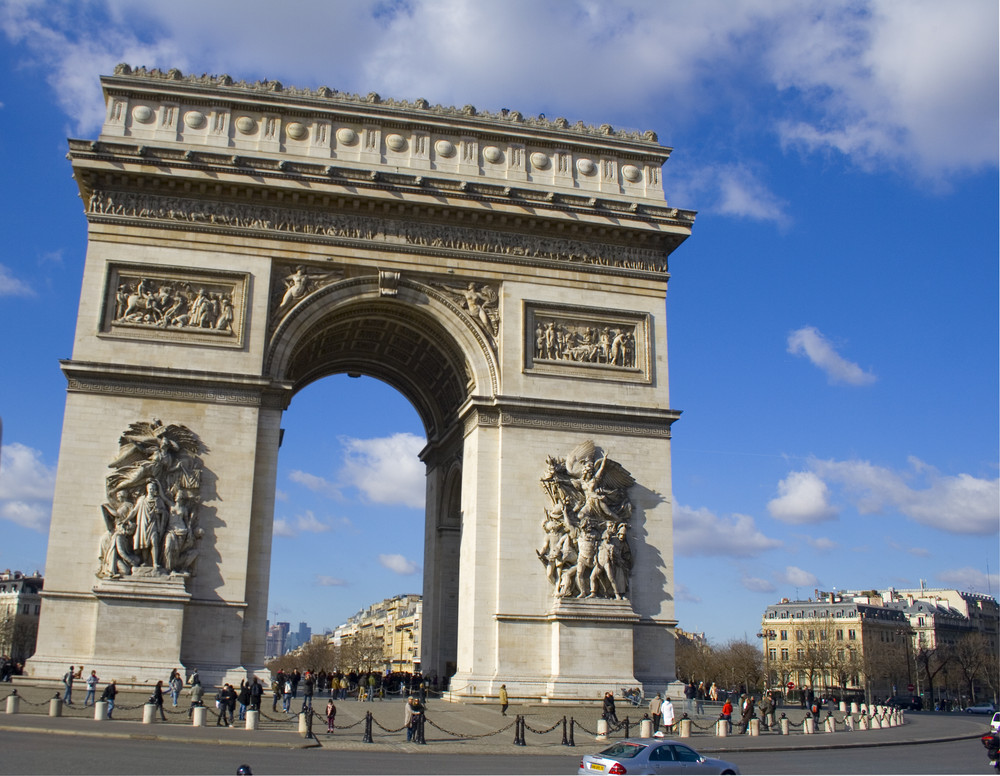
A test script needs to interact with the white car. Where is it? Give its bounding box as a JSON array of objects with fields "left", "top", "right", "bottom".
[
  {"left": 579, "top": 739, "right": 740, "bottom": 775},
  {"left": 991, "top": 711, "right": 1000, "bottom": 732}
]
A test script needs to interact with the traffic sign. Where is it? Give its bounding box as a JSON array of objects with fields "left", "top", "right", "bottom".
[{"left": 787, "top": 682, "right": 794, "bottom": 689}]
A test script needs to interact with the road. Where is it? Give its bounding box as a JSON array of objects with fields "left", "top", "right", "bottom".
[{"left": 0, "top": 730, "right": 988, "bottom": 774}]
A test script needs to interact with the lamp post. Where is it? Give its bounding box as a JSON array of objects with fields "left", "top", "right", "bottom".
[{"left": 757, "top": 629, "right": 777, "bottom": 691}]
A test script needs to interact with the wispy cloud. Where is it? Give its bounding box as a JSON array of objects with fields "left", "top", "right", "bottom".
[
  {"left": 768, "top": 470, "right": 838, "bottom": 524},
  {"left": 787, "top": 326, "right": 876, "bottom": 385},
  {"left": 288, "top": 470, "right": 343, "bottom": 500},
  {"left": 936, "top": 566, "right": 999, "bottom": 594},
  {"left": 0, "top": 442, "right": 55, "bottom": 531},
  {"left": 782, "top": 566, "right": 819, "bottom": 588},
  {"left": 339, "top": 433, "right": 425, "bottom": 509},
  {"left": 887, "top": 539, "right": 930, "bottom": 558},
  {"left": 674, "top": 504, "right": 783, "bottom": 558},
  {"left": 272, "top": 509, "right": 331, "bottom": 538},
  {"left": 316, "top": 575, "right": 348, "bottom": 587},
  {"left": 378, "top": 553, "right": 420, "bottom": 575},
  {"left": 741, "top": 574, "right": 777, "bottom": 593},
  {"left": 0, "top": 264, "right": 34, "bottom": 297},
  {"left": 674, "top": 582, "right": 702, "bottom": 604}
]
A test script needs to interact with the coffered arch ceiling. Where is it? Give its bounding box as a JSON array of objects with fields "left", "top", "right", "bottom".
[{"left": 278, "top": 300, "right": 471, "bottom": 442}]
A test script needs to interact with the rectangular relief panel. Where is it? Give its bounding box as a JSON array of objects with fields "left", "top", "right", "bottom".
[
  {"left": 524, "top": 302, "right": 650, "bottom": 383},
  {"left": 100, "top": 263, "right": 249, "bottom": 348}
]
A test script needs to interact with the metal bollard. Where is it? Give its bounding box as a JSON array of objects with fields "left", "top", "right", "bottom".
[
  {"left": 49, "top": 695, "right": 63, "bottom": 717},
  {"left": 192, "top": 706, "right": 207, "bottom": 726},
  {"left": 142, "top": 703, "right": 156, "bottom": 724},
  {"left": 568, "top": 717, "right": 576, "bottom": 747},
  {"left": 596, "top": 718, "right": 608, "bottom": 740},
  {"left": 716, "top": 719, "right": 728, "bottom": 737},
  {"left": 780, "top": 716, "right": 790, "bottom": 735},
  {"left": 6, "top": 691, "right": 20, "bottom": 714},
  {"left": 95, "top": 701, "right": 108, "bottom": 721},
  {"left": 640, "top": 718, "right": 653, "bottom": 738},
  {"left": 678, "top": 718, "right": 691, "bottom": 738},
  {"left": 246, "top": 709, "right": 258, "bottom": 730},
  {"left": 362, "top": 711, "right": 373, "bottom": 743}
]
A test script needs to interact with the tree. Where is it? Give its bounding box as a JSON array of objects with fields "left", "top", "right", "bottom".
[
  {"left": 951, "top": 632, "right": 990, "bottom": 704},
  {"left": 719, "top": 639, "right": 764, "bottom": 694},
  {"left": 915, "top": 637, "right": 950, "bottom": 705},
  {"left": 0, "top": 611, "right": 38, "bottom": 664},
  {"left": 340, "top": 629, "right": 386, "bottom": 674}
]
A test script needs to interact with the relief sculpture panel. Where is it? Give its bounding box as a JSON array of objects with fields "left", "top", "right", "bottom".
[{"left": 102, "top": 264, "right": 248, "bottom": 347}]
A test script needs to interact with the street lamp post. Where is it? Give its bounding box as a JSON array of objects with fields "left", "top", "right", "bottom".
[{"left": 757, "top": 629, "right": 777, "bottom": 692}]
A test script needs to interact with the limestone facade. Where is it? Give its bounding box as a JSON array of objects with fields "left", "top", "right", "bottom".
[{"left": 28, "top": 66, "right": 694, "bottom": 698}]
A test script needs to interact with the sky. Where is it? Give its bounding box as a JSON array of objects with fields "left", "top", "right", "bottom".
[{"left": 0, "top": 0, "right": 997, "bottom": 649}]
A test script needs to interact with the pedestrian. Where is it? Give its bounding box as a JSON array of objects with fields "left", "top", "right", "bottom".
[
  {"left": 62, "top": 665, "right": 77, "bottom": 705},
  {"left": 100, "top": 680, "right": 117, "bottom": 719},
  {"left": 325, "top": 698, "right": 337, "bottom": 733},
  {"left": 404, "top": 696, "right": 415, "bottom": 741},
  {"left": 249, "top": 676, "right": 263, "bottom": 711},
  {"left": 169, "top": 669, "right": 183, "bottom": 706},
  {"left": 499, "top": 684, "right": 509, "bottom": 716},
  {"left": 226, "top": 683, "right": 238, "bottom": 725},
  {"left": 602, "top": 691, "right": 619, "bottom": 726},
  {"left": 216, "top": 686, "right": 229, "bottom": 726},
  {"left": 758, "top": 692, "right": 773, "bottom": 731},
  {"left": 721, "top": 697, "right": 733, "bottom": 733},
  {"left": 238, "top": 680, "right": 250, "bottom": 721},
  {"left": 302, "top": 671, "right": 314, "bottom": 712},
  {"left": 84, "top": 670, "right": 100, "bottom": 707},
  {"left": 271, "top": 674, "right": 281, "bottom": 712},
  {"left": 407, "top": 696, "right": 425, "bottom": 742},
  {"left": 684, "top": 681, "right": 695, "bottom": 715},
  {"left": 649, "top": 693, "right": 663, "bottom": 730},
  {"left": 696, "top": 682, "right": 706, "bottom": 715},
  {"left": 709, "top": 682, "right": 719, "bottom": 702},
  {"left": 662, "top": 696, "right": 675, "bottom": 734},
  {"left": 740, "top": 695, "right": 755, "bottom": 734},
  {"left": 282, "top": 677, "right": 293, "bottom": 713},
  {"left": 151, "top": 680, "right": 167, "bottom": 721},
  {"left": 189, "top": 675, "right": 204, "bottom": 717}
]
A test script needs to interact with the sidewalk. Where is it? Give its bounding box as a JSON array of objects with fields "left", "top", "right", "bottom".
[{"left": 0, "top": 686, "right": 989, "bottom": 755}]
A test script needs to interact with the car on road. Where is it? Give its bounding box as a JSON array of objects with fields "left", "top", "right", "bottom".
[
  {"left": 886, "top": 696, "right": 923, "bottom": 711},
  {"left": 990, "top": 711, "right": 1000, "bottom": 732},
  {"left": 964, "top": 702, "right": 996, "bottom": 714},
  {"left": 579, "top": 739, "right": 740, "bottom": 774}
]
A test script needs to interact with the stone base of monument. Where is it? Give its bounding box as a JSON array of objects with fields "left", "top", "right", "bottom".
[{"left": 28, "top": 575, "right": 190, "bottom": 684}]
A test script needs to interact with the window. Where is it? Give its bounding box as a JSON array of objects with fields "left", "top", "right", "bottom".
[
  {"left": 820, "top": 631, "right": 827, "bottom": 640},
  {"left": 34, "top": 605, "right": 40, "bottom": 615},
  {"left": 848, "top": 629, "right": 857, "bottom": 640},
  {"left": 797, "top": 648, "right": 805, "bottom": 659},
  {"left": 796, "top": 630, "right": 803, "bottom": 640},
  {"left": 768, "top": 649, "right": 776, "bottom": 661},
  {"left": 649, "top": 746, "right": 674, "bottom": 762},
  {"left": 671, "top": 745, "right": 700, "bottom": 763},
  {"left": 781, "top": 648, "right": 789, "bottom": 660},
  {"left": 22, "top": 604, "right": 29, "bottom": 614},
  {"left": 807, "top": 630, "right": 815, "bottom": 640},
  {"left": 837, "top": 649, "right": 845, "bottom": 660},
  {"left": 836, "top": 630, "right": 843, "bottom": 641},
  {"left": 780, "top": 630, "right": 788, "bottom": 641}
]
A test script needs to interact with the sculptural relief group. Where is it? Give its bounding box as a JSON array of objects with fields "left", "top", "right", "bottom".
[
  {"left": 112, "top": 274, "right": 236, "bottom": 333},
  {"left": 538, "top": 441, "right": 635, "bottom": 600},
  {"left": 97, "top": 420, "right": 205, "bottom": 581},
  {"left": 534, "top": 318, "right": 637, "bottom": 368}
]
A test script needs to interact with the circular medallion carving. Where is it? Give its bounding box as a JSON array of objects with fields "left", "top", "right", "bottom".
[
  {"left": 336, "top": 127, "right": 358, "bottom": 145},
  {"left": 622, "top": 164, "right": 642, "bottom": 182},
  {"left": 435, "top": 139, "right": 456, "bottom": 158},
  {"left": 576, "top": 158, "right": 596, "bottom": 176},
  {"left": 184, "top": 110, "right": 206, "bottom": 129},
  {"left": 483, "top": 146, "right": 503, "bottom": 164},
  {"left": 530, "top": 152, "right": 550, "bottom": 170},
  {"left": 132, "top": 105, "right": 154, "bottom": 124},
  {"left": 235, "top": 116, "right": 257, "bottom": 134},
  {"left": 386, "top": 133, "right": 407, "bottom": 152},
  {"left": 286, "top": 122, "right": 307, "bottom": 140}
]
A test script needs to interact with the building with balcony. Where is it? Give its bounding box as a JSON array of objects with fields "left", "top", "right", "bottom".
[
  {"left": 332, "top": 594, "right": 422, "bottom": 674},
  {"left": 0, "top": 570, "right": 44, "bottom": 664}
]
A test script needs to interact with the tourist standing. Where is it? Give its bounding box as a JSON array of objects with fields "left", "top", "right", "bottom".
[
  {"left": 169, "top": 669, "right": 183, "bottom": 706},
  {"left": 499, "top": 684, "right": 509, "bottom": 716},
  {"left": 662, "top": 696, "right": 676, "bottom": 734},
  {"left": 649, "top": 693, "right": 663, "bottom": 730},
  {"left": 325, "top": 698, "right": 337, "bottom": 733},
  {"left": 101, "top": 680, "right": 117, "bottom": 718},
  {"left": 84, "top": 670, "right": 100, "bottom": 707},
  {"left": 62, "top": 665, "right": 78, "bottom": 705},
  {"left": 151, "top": 680, "right": 167, "bottom": 721}
]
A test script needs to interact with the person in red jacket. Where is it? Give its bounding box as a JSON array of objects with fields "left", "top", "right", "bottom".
[{"left": 721, "top": 698, "right": 734, "bottom": 733}]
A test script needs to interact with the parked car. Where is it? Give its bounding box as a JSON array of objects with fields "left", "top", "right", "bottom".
[
  {"left": 886, "top": 696, "right": 923, "bottom": 711},
  {"left": 965, "top": 702, "right": 997, "bottom": 714},
  {"left": 991, "top": 712, "right": 1000, "bottom": 732},
  {"left": 579, "top": 739, "right": 740, "bottom": 775}
]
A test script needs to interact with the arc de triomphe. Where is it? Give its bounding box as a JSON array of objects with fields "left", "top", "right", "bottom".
[{"left": 28, "top": 66, "right": 694, "bottom": 699}]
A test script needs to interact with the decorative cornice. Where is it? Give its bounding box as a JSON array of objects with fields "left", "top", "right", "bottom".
[{"left": 61, "top": 360, "right": 294, "bottom": 409}]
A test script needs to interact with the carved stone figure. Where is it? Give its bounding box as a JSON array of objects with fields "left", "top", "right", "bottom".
[
  {"left": 538, "top": 441, "right": 635, "bottom": 600},
  {"left": 533, "top": 316, "right": 637, "bottom": 368},
  {"left": 111, "top": 275, "right": 236, "bottom": 333},
  {"left": 270, "top": 264, "right": 341, "bottom": 325},
  {"left": 97, "top": 420, "right": 206, "bottom": 580},
  {"left": 434, "top": 281, "right": 500, "bottom": 341}
]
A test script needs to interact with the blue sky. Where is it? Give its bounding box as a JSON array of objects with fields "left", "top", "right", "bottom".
[{"left": 0, "top": 0, "right": 997, "bottom": 647}]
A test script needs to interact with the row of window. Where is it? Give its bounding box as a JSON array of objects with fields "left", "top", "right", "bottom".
[
  {"left": 770, "top": 648, "right": 855, "bottom": 661},
  {"left": 777, "top": 629, "right": 857, "bottom": 641}
]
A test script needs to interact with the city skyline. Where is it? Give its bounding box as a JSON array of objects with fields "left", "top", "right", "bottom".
[{"left": 0, "top": 1, "right": 996, "bottom": 647}]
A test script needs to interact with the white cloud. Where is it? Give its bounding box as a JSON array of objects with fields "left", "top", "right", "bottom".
[
  {"left": 316, "top": 575, "right": 347, "bottom": 587},
  {"left": 787, "top": 326, "right": 876, "bottom": 386},
  {"left": 674, "top": 582, "right": 702, "bottom": 604},
  {"left": 813, "top": 457, "right": 999, "bottom": 535},
  {"left": 288, "top": 470, "right": 342, "bottom": 500},
  {"left": 783, "top": 566, "right": 819, "bottom": 587},
  {"left": 887, "top": 539, "right": 930, "bottom": 558},
  {"left": 803, "top": 536, "right": 838, "bottom": 551},
  {"left": 339, "top": 433, "right": 425, "bottom": 509},
  {"left": 768, "top": 470, "right": 838, "bottom": 524},
  {"left": 272, "top": 510, "right": 330, "bottom": 538},
  {"left": 674, "top": 504, "right": 783, "bottom": 558},
  {"left": 0, "top": 264, "right": 34, "bottom": 297},
  {"left": 378, "top": 553, "right": 420, "bottom": 575},
  {"left": 670, "top": 163, "right": 790, "bottom": 225},
  {"left": 741, "top": 574, "right": 777, "bottom": 593},
  {"left": 936, "top": 566, "right": 1000, "bottom": 595},
  {"left": 0, "top": 442, "right": 55, "bottom": 531}
]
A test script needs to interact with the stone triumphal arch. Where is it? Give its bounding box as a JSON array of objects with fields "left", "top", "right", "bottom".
[{"left": 28, "top": 66, "right": 694, "bottom": 699}]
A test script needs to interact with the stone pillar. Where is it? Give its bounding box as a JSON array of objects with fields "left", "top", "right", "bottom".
[
  {"left": 143, "top": 703, "right": 156, "bottom": 724},
  {"left": 844, "top": 714, "right": 854, "bottom": 731},
  {"left": 850, "top": 702, "right": 859, "bottom": 714},
  {"left": 749, "top": 718, "right": 760, "bottom": 736},
  {"left": 95, "top": 701, "right": 108, "bottom": 720},
  {"left": 193, "top": 706, "right": 207, "bottom": 726},
  {"left": 803, "top": 717, "right": 814, "bottom": 734},
  {"left": 639, "top": 719, "right": 652, "bottom": 737},
  {"left": 298, "top": 712, "right": 308, "bottom": 737},
  {"left": 871, "top": 714, "right": 882, "bottom": 729},
  {"left": 246, "top": 710, "right": 259, "bottom": 730},
  {"left": 825, "top": 716, "right": 836, "bottom": 733},
  {"left": 678, "top": 718, "right": 691, "bottom": 738},
  {"left": 5, "top": 694, "right": 19, "bottom": 714},
  {"left": 859, "top": 714, "right": 869, "bottom": 730},
  {"left": 596, "top": 719, "right": 608, "bottom": 740},
  {"left": 779, "top": 717, "right": 790, "bottom": 735},
  {"left": 49, "top": 697, "right": 63, "bottom": 717},
  {"left": 839, "top": 700, "right": 846, "bottom": 713},
  {"left": 716, "top": 719, "right": 728, "bottom": 737}
]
